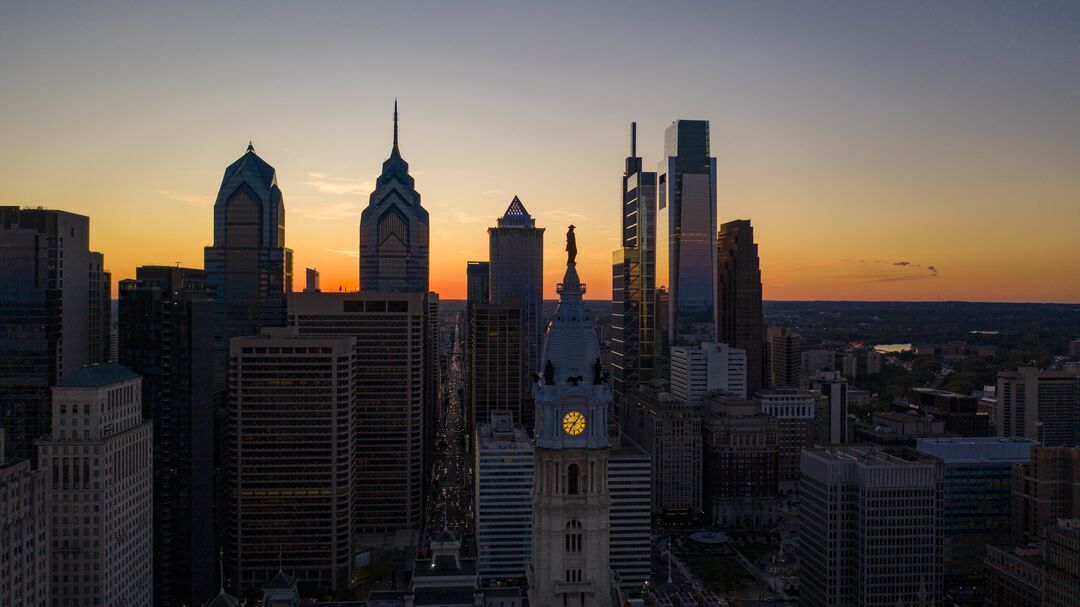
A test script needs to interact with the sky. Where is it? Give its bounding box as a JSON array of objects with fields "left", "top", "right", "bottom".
[{"left": 1, "top": 1, "right": 1078, "bottom": 302}]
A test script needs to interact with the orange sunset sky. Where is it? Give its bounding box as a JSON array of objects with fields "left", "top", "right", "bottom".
[{"left": 2, "top": 2, "right": 1078, "bottom": 302}]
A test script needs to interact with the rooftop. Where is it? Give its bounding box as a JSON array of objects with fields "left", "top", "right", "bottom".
[{"left": 56, "top": 363, "right": 139, "bottom": 388}]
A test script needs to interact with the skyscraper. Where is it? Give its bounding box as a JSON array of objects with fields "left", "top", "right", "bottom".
[
  {"left": 702, "top": 395, "right": 780, "bottom": 527},
  {"left": 40, "top": 364, "right": 153, "bottom": 606},
  {"left": 607, "top": 434, "right": 651, "bottom": 593},
  {"left": 489, "top": 195, "right": 544, "bottom": 428},
  {"left": 997, "top": 368, "right": 1080, "bottom": 447},
  {"left": 758, "top": 388, "right": 817, "bottom": 493},
  {"left": 204, "top": 143, "right": 294, "bottom": 387},
  {"left": 670, "top": 342, "right": 747, "bottom": 403},
  {"left": 228, "top": 329, "right": 355, "bottom": 595},
  {"left": 809, "top": 369, "right": 848, "bottom": 445},
  {"left": 118, "top": 266, "right": 218, "bottom": 606},
  {"left": 623, "top": 388, "right": 703, "bottom": 519},
  {"left": 467, "top": 303, "right": 523, "bottom": 438},
  {"left": 768, "top": 327, "right": 802, "bottom": 387},
  {"left": 612, "top": 122, "right": 657, "bottom": 405},
  {"left": 529, "top": 235, "right": 612, "bottom": 607},
  {"left": 0, "top": 430, "right": 49, "bottom": 606},
  {"left": 1011, "top": 445, "right": 1080, "bottom": 544},
  {"left": 656, "top": 120, "right": 717, "bottom": 350},
  {"left": 474, "top": 411, "right": 533, "bottom": 583},
  {"left": 0, "top": 206, "right": 110, "bottom": 461},
  {"left": 359, "top": 102, "right": 429, "bottom": 293},
  {"left": 716, "top": 219, "right": 766, "bottom": 392},
  {"left": 466, "top": 261, "right": 490, "bottom": 305}
]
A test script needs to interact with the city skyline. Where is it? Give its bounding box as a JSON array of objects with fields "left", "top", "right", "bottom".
[{"left": 2, "top": 2, "right": 1079, "bottom": 303}]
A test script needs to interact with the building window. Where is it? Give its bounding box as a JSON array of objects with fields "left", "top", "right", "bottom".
[{"left": 567, "top": 464, "right": 579, "bottom": 495}]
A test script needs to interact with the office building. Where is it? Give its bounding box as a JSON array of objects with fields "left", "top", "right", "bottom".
[
  {"left": 1011, "top": 446, "right": 1080, "bottom": 544},
  {"left": 466, "top": 261, "right": 490, "bottom": 305},
  {"left": 670, "top": 342, "right": 747, "bottom": 403},
  {"left": 0, "top": 207, "right": 110, "bottom": 461},
  {"left": 40, "top": 364, "right": 153, "bottom": 606},
  {"left": 839, "top": 352, "right": 857, "bottom": 379},
  {"left": 983, "top": 544, "right": 1044, "bottom": 607},
  {"left": 715, "top": 219, "right": 765, "bottom": 392},
  {"left": 528, "top": 245, "right": 612, "bottom": 607},
  {"left": 801, "top": 349, "right": 835, "bottom": 378},
  {"left": 757, "top": 388, "right": 817, "bottom": 493},
  {"left": 288, "top": 291, "right": 426, "bottom": 534},
  {"left": 997, "top": 368, "right": 1080, "bottom": 447},
  {"left": 359, "top": 102, "right": 429, "bottom": 293},
  {"left": 866, "top": 349, "right": 882, "bottom": 374},
  {"left": 800, "top": 447, "right": 944, "bottom": 607},
  {"left": 304, "top": 267, "right": 320, "bottom": 292},
  {"left": 809, "top": 370, "right": 848, "bottom": 444},
  {"left": 852, "top": 411, "right": 947, "bottom": 446},
  {"left": 608, "top": 433, "right": 651, "bottom": 592},
  {"left": 612, "top": 123, "right": 657, "bottom": 404},
  {"left": 0, "top": 430, "right": 49, "bottom": 606},
  {"left": 118, "top": 265, "right": 218, "bottom": 605},
  {"left": 916, "top": 437, "right": 1035, "bottom": 581},
  {"left": 656, "top": 120, "right": 717, "bottom": 349},
  {"left": 467, "top": 303, "right": 523, "bottom": 441},
  {"left": 701, "top": 395, "right": 780, "bottom": 527},
  {"left": 489, "top": 196, "right": 544, "bottom": 431},
  {"left": 1045, "top": 520, "right": 1080, "bottom": 607},
  {"left": 768, "top": 327, "right": 801, "bottom": 387},
  {"left": 204, "top": 143, "right": 294, "bottom": 389},
  {"left": 474, "top": 412, "right": 533, "bottom": 583},
  {"left": 228, "top": 329, "right": 354, "bottom": 594},
  {"left": 905, "top": 387, "right": 990, "bottom": 437},
  {"left": 623, "top": 388, "right": 703, "bottom": 518}
]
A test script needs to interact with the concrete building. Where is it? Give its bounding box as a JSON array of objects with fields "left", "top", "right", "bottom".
[
  {"left": 670, "top": 342, "right": 747, "bottom": 403},
  {"left": 768, "top": 327, "right": 801, "bottom": 388},
  {"left": 839, "top": 352, "right": 857, "bottom": 379},
  {"left": 1, "top": 206, "right": 110, "bottom": 461},
  {"left": 866, "top": 349, "right": 882, "bottom": 374},
  {"left": 905, "top": 387, "right": 990, "bottom": 437},
  {"left": 800, "top": 447, "right": 944, "bottom": 607},
  {"left": 809, "top": 370, "right": 848, "bottom": 445},
  {"left": 1045, "top": 520, "right": 1080, "bottom": 607},
  {"left": 607, "top": 433, "right": 651, "bottom": 592},
  {"left": 466, "top": 261, "right": 490, "bottom": 305},
  {"left": 467, "top": 304, "right": 524, "bottom": 444},
  {"left": 801, "top": 349, "right": 835, "bottom": 378},
  {"left": 304, "top": 267, "right": 320, "bottom": 292},
  {"left": 715, "top": 219, "right": 766, "bottom": 393},
  {"left": 474, "top": 412, "right": 533, "bottom": 583},
  {"left": 623, "top": 389, "right": 703, "bottom": 518},
  {"left": 40, "top": 364, "right": 153, "bottom": 606},
  {"left": 1011, "top": 446, "right": 1080, "bottom": 544},
  {"left": 359, "top": 102, "right": 429, "bottom": 293},
  {"left": 0, "top": 430, "right": 49, "bottom": 606},
  {"left": 983, "top": 543, "right": 1044, "bottom": 607},
  {"left": 118, "top": 265, "right": 218, "bottom": 606},
  {"left": 916, "top": 437, "right": 1035, "bottom": 581},
  {"left": 701, "top": 395, "right": 779, "bottom": 527},
  {"left": 228, "top": 329, "right": 354, "bottom": 594},
  {"left": 612, "top": 123, "right": 657, "bottom": 406},
  {"left": 656, "top": 120, "right": 717, "bottom": 349},
  {"left": 997, "top": 368, "right": 1080, "bottom": 447},
  {"left": 757, "top": 388, "right": 816, "bottom": 493},
  {"left": 288, "top": 291, "right": 427, "bottom": 535},
  {"left": 852, "top": 411, "right": 947, "bottom": 446}
]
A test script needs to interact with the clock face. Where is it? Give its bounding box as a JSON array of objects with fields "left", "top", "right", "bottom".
[{"left": 562, "top": 410, "right": 586, "bottom": 436}]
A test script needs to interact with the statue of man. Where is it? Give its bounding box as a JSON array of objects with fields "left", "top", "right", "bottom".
[{"left": 566, "top": 224, "right": 577, "bottom": 266}]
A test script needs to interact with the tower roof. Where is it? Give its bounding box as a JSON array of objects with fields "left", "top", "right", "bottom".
[
  {"left": 496, "top": 195, "right": 536, "bottom": 228},
  {"left": 57, "top": 363, "right": 139, "bottom": 388},
  {"left": 221, "top": 142, "right": 277, "bottom": 191},
  {"left": 376, "top": 99, "right": 415, "bottom": 190}
]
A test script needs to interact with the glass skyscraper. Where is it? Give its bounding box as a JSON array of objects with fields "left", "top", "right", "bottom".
[
  {"left": 716, "top": 219, "right": 766, "bottom": 392},
  {"left": 657, "top": 120, "right": 717, "bottom": 351}
]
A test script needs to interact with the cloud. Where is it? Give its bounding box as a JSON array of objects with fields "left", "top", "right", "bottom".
[
  {"left": 543, "top": 208, "right": 588, "bottom": 221},
  {"left": 154, "top": 189, "right": 211, "bottom": 206},
  {"left": 289, "top": 201, "right": 363, "bottom": 220},
  {"left": 303, "top": 172, "right": 375, "bottom": 195},
  {"left": 893, "top": 261, "right": 911, "bottom": 266},
  {"left": 324, "top": 248, "right": 359, "bottom": 258}
]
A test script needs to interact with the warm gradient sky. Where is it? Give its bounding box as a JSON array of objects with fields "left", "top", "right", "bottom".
[{"left": 2, "top": 1, "right": 1078, "bottom": 302}]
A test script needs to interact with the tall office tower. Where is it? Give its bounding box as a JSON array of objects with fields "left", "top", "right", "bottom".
[
  {"left": 767, "top": 327, "right": 801, "bottom": 387},
  {"left": 40, "top": 364, "right": 153, "bottom": 606},
  {"left": 0, "top": 207, "right": 110, "bottom": 460},
  {"left": 529, "top": 245, "right": 612, "bottom": 607},
  {"left": 1011, "top": 446, "right": 1080, "bottom": 544},
  {"left": 809, "top": 370, "right": 848, "bottom": 444},
  {"left": 866, "top": 349, "right": 882, "bottom": 374},
  {"left": 839, "top": 352, "right": 857, "bottom": 379},
  {"left": 670, "top": 342, "right": 747, "bottom": 403},
  {"left": 118, "top": 266, "right": 218, "bottom": 605},
  {"left": 656, "top": 120, "right": 717, "bottom": 350},
  {"left": 466, "top": 261, "right": 490, "bottom": 305},
  {"left": 0, "top": 430, "right": 49, "bottom": 606},
  {"left": 997, "top": 368, "right": 1080, "bottom": 447},
  {"left": 288, "top": 292, "right": 426, "bottom": 534},
  {"left": 800, "top": 447, "right": 944, "bottom": 607},
  {"left": 304, "top": 267, "right": 320, "bottom": 292},
  {"left": 906, "top": 387, "right": 990, "bottom": 436},
  {"left": 623, "top": 389, "right": 703, "bottom": 518},
  {"left": 702, "top": 395, "right": 780, "bottom": 527},
  {"left": 607, "top": 433, "right": 651, "bottom": 592},
  {"left": 983, "top": 543, "right": 1045, "bottom": 607},
  {"left": 204, "top": 144, "right": 294, "bottom": 386},
  {"left": 228, "top": 329, "right": 355, "bottom": 594},
  {"left": 475, "top": 412, "right": 534, "bottom": 583},
  {"left": 89, "top": 266, "right": 111, "bottom": 364},
  {"left": 916, "top": 437, "right": 1034, "bottom": 583},
  {"left": 758, "top": 388, "right": 817, "bottom": 494},
  {"left": 467, "top": 303, "right": 523, "bottom": 440},
  {"left": 423, "top": 292, "right": 440, "bottom": 487},
  {"left": 612, "top": 123, "right": 658, "bottom": 405},
  {"left": 359, "top": 102, "right": 429, "bottom": 293},
  {"left": 489, "top": 197, "right": 544, "bottom": 422},
  {"left": 715, "top": 219, "right": 765, "bottom": 392},
  {"left": 1045, "top": 520, "right": 1080, "bottom": 607}
]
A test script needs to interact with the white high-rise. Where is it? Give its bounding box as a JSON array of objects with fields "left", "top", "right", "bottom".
[
  {"left": 607, "top": 434, "right": 651, "bottom": 592},
  {"left": 670, "top": 342, "right": 747, "bottom": 403},
  {"left": 475, "top": 411, "right": 533, "bottom": 583}
]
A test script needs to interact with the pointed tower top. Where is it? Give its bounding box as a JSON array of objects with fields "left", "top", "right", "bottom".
[
  {"left": 246, "top": 141, "right": 254, "bottom": 153},
  {"left": 631, "top": 122, "right": 636, "bottom": 157},
  {"left": 393, "top": 99, "right": 399, "bottom": 151}
]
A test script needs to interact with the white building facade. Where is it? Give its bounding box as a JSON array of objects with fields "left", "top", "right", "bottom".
[
  {"left": 475, "top": 412, "right": 533, "bottom": 583},
  {"left": 670, "top": 342, "right": 747, "bottom": 403}
]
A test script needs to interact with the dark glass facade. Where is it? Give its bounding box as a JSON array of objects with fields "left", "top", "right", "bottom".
[{"left": 716, "top": 219, "right": 766, "bottom": 392}]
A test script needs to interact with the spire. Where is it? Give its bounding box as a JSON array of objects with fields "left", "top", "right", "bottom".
[
  {"left": 246, "top": 141, "right": 254, "bottom": 153},
  {"left": 631, "top": 122, "right": 636, "bottom": 157},
  {"left": 393, "top": 99, "right": 399, "bottom": 152}
]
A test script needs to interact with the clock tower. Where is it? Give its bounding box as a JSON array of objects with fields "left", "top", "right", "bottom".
[{"left": 528, "top": 227, "right": 612, "bottom": 607}]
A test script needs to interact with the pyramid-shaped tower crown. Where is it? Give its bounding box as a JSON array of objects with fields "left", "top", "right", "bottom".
[{"left": 497, "top": 195, "right": 536, "bottom": 228}]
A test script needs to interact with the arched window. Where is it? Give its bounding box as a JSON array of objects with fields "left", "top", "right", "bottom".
[
  {"left": 565, "top": 520, "right": 583, "bottom": 553},
  {"left": 567, "top": 464, "right": 579, "bottom": 495}
]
